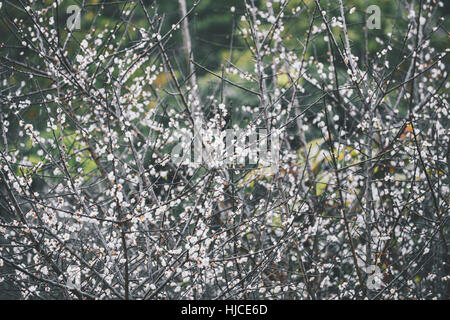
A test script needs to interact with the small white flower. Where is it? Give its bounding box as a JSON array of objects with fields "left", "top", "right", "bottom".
[{"left": 81, "top": 39, "right": 88, "bottom": 49}]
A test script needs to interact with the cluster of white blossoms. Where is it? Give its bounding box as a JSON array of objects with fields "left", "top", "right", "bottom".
[{"left": 0, "top": 0, "right": 448, "bottom": 300}]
